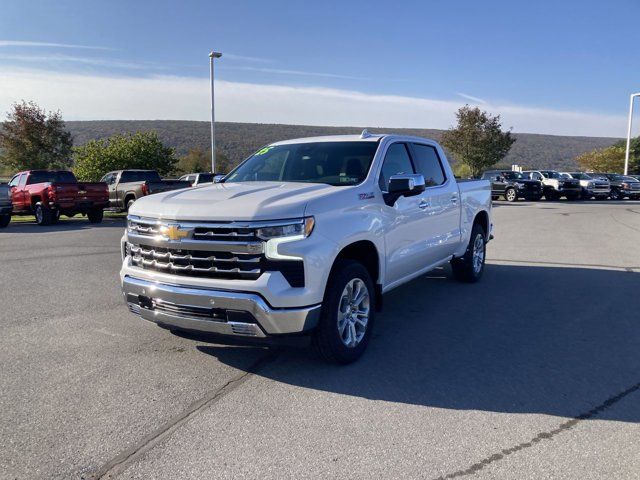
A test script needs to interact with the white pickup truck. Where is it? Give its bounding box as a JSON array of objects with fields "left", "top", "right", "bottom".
[{"left": 120, "top": 132, "right": 492, "bottom": 363}]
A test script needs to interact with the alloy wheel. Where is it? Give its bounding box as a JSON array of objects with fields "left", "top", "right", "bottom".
[{"left": 337, "top": 278, "right": 370, "bottom": 348}]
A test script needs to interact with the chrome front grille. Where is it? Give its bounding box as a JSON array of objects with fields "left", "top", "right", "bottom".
[{"left": 130, "top": 244, "right": 262, "bottom": 279}]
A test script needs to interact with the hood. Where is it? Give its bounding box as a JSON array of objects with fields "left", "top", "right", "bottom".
[{"left": 128, "top": 181, "right": 339, "bottom": 221}]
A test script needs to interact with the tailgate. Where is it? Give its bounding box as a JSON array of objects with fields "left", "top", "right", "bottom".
[
  {"left": 147, "top": 181, "right": 190, "bottom": 194},
  {"left": 76, "top": 182, "right": 109, "bottom": 201}
]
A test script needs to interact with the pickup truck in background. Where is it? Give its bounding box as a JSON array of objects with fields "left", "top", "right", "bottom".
[
  {"left": 481, "top": 170, "right": 543, "bottom": 201},
  {"left": 100, "top": 170, "right": 191, "bottom": 212},
  {"left": 592, "top": 173, "right": 640, "bottom": 200},
  {"left": 178, "top": 172, "right": 215, "bottom": 187},
  {"left": 523, "top": 170, "right": 581, "bottom": 200},
  {"left": 120, "top": 132, "right": 492, "bottom": 363},
  {"left": 0, "top": 183, "right": 12, "bottom": 228},
  {"left": 560, "top": 172, "right": 610, "bottom": 200},
  {"left": 8, "top": 170, "right": 108, "bottom": 225}
]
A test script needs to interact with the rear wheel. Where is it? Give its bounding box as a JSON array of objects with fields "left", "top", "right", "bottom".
[
  {"left": 504, "top": 188, "right": 517, "bottom": 202},
  {"left": 125, "top": 197, "right": 136, "bottom": 212},
  {"left": 451, "top": 223, "right": 486, "bottom": 283},
  {"left": 609, "top": 188, "right": 622, "bottom": 200},
  {"left": 313, "top": 260, "right": 375, "bottom": 364},
  {"left": 87, "top": 208, "right": 104, "bottom": 223},
  {"left": 0, "top": 215, "right": 10, "bottom": 228},
  {"left": 34, "top": 203, "right": 53, "bottom": 226}
]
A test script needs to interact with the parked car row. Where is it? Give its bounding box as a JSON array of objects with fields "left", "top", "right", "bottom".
[
  {"left": 0, "top": 169, "right": 197, "bottom": 228},
  {"left": 482, "top": 169, "right": 640, "bottom": 202}
]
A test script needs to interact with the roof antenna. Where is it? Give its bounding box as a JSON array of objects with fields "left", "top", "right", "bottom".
[{"left": 360, "top": 129, "right": 372, "bottom": 139}]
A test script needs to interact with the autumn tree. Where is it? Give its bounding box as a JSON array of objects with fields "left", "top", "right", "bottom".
[
  {"left": 0, "top": 101, "right": 73, "bottom": 171},
  {"left": 441, "top": 105, "right": 516, "bottom": 177},
  {"left": 575, "top": 145, "right": 626, "bottom": 173}
]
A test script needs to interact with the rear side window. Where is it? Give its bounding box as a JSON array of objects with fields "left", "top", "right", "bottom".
[
  {"left": 378, "top": 143, "right": 415, "bottom": 191},
  {"left": 9, "top": 175, "right": 20, "bottom": 187},
  {"left": 120, "top": 171, "right": 161, "bottom": 182},
  {"left": 411, "top": 144, "right": 446, "bottom": 187}
]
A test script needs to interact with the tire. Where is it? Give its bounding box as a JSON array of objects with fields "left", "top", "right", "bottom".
[
  {"left": 609, "top": 188, "right": 622, "bottom": 200},
  {"left": 451, "top": 222, "right": 486, "bottom": 283},
  {"left": 313, "top": 260, "right": 375, "bottom": 364},
  {"left": 0, "top": 215, "right": 10, "bottom": 228},
  {"left": 87, "top": 208, "right": 104, "bottom": 224},
  {"left": 34, "top": 203, "right": 53, "bottom": 226},
  {"left": 545, "top": 190, "right": 559, "bottom": 201},
  {"left": 51, "top": 209, "right": 61, "bottom": 224},
  {"left": 504, "top": 188, "right": 517, "bottom": 202},
  {"left": 125, "top": 197, "right": 136, "bottom": 212}
]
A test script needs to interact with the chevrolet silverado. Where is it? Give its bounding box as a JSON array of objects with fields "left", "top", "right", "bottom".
[{"left": 120, "top": 133, "right": 493, "bottom": 363}]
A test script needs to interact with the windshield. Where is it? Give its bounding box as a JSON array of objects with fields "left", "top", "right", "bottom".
[
  {"left": 27, "top": 171, "right": 77, "bottom": 184},
  {"left": 569, "top": 172, "right": 590, "bottom": 180},
  {"left": 541, "top": 171, "right": 561, "bottom": 179},
  {"left": 224, "top": 141, "right": 379, "bottom": 186}
]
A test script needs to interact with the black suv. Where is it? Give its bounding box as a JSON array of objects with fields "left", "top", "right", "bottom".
[
  {"left": 592, "top": 173, "right": 640, "bottom": 200},
  {"left": 481, "top": 170, "right": 543, "bottom": 202}
]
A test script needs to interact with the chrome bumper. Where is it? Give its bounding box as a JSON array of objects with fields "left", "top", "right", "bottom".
[{"left": 122, "top": 276, "right": 321, "bottom": 337}]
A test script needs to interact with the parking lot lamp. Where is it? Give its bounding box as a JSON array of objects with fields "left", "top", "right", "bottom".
[
  {"left": 209, "top": 51, "right": 223, "bottom": 173},
  {"left": 624, "top": 93, "right": 640, "bottom": 176}
]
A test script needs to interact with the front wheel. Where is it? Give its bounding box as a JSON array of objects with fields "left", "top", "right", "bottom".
[
  {"left": 0, "top": 215, "right": 10, "bottom": 228},
  {"left": 451, "top": 223, "right": 486, "bottom": 283},
  {"left": 313, "top": 260, "right": 375, "bottom": 364},
  {"left": 609, "top": 189, "right": 622, "bottom": 200},
  {"left": 504, "top": 188, "right": 517, "bottom": 202}
]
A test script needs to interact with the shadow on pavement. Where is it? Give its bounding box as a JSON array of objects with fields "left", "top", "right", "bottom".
[
  {"left": 195, "top": 264, "right": 640, "bottom": 422},
  {"left": 1, "top": 216, "right": 125, "bottom": 233}
]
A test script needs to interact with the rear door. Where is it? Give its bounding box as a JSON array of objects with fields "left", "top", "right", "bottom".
[
  {"left": 378, "top": 142, "right": 433, "bottom": 286},
  {"left": 409, "top": 142, "right": 461, "bottom": 261},
  {"left": 8, "top": 174, "right": 23, "bottom": 210}
]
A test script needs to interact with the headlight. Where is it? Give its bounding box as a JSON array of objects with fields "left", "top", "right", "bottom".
[
  {"left": 515, "top": 182, "right": 525, "bottom": 188},
  {"left": 622, "top": 182, "right": 630, "bottom": 189},
  {"left": 257, "top": 217, "right": 315, "bottom": 240},
  {"left": 587, "top": 181, "right": 595, "bottom": 188}
]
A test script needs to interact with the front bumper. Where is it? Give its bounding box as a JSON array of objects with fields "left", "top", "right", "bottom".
[{"left": 122, "top": 275, "right": 321, "bottom": 337}]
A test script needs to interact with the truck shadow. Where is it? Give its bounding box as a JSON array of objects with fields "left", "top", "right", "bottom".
[
  {"left": 1, "top": 216, "right": 126, "bottom": 233},
  {"left": 196, "top": 264, "right": 640, "bottom": 423}
]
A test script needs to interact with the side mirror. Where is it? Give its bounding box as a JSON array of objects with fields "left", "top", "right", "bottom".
[
  {"left": 385, "top": 174, "right": 426, "bottom": 206},
  {"left": 213, "top": 175, "right": 225, "bottom": 183}
]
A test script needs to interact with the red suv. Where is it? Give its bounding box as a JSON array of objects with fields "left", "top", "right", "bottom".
[{"left": 8, "top": 170, "right": 109, "bottom": 225}]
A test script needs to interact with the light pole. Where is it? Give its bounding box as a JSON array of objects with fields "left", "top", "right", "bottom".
[
  {"left": 624, "top": 92, "right": 640, "bottom": 176},
  {"left": 209, "top": 51, "right": 222, "bottom": 173}
]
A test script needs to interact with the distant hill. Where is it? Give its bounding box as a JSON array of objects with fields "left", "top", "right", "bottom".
[{"left": 66, "top": 120, "right": 619, "bottom": 171}]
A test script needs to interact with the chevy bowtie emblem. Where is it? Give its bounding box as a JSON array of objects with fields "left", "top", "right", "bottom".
[{"left": 160, "top": 225, "right": 189, "bottom": 241}]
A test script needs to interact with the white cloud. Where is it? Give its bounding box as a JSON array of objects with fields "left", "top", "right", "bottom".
[
  {"left": 0, "top": 40, "right": 112, "bottom": 50},
  {"left": 225, "top": 65, "right": 367, "bottom": 80},
  {"left": 0, "top": 53, "right": 157, "bottom": 70},
  {"left": 0, "top": 67, "right": 626, "bottom": 137}
]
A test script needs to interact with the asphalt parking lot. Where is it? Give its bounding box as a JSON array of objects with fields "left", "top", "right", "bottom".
[{"left": 1, "top": 200, "right": 639, "bottom": 480}]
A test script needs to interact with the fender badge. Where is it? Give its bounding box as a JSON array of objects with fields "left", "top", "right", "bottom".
[{"left": 359, "top": 192, "right": 375, "bottom": 200}]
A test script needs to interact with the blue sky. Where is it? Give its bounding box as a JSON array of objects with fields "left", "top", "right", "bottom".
[{"left": 0, "top": 0, "right": 638, "bottom": 136}]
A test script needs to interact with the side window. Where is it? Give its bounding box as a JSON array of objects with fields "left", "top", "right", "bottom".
[
  {"left": 19, "top": 174, "right": 27, "bottom": 187},
  {"left": 411, "top": 144, "right": 446, "bottom": 187},
  {"left": 378, "top": 143, "right": 415, "bottom": 191},
  {"left": 120, "top": 171, "right": 133, "bottom": 183},
  {"left": 8, "top": 175, "right": 20, "bottom": 187}
]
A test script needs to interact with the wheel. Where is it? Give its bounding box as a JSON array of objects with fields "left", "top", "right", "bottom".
[
  {"left": 313, "top": 260, "right": 375, "bottom": 364},
  {"left": 504, "top": 188, "right": 517, "bottom": 202},
  {"left": 50, "top": 210, "right": 61, "bottom": 224},
  {"left": 34, "top": 203, "right": 53, "bottom": 226},
  {"left": 545, "top": 190, "right": 559, "bottom": 201},
  {"left": 0, "top": 215, "right": 10, "bottom": 228},
  {"left": 609, "top": 188, "right": 622, "bottom": 200},
  {"left": 125, "top": 197, "right": 136, "bottom": 212},
  {"left": 451, "top": 223, "right": 486, "bottom": 283},
  {"left": 87, "top": 208, "right": 104, "bottom": 223}
]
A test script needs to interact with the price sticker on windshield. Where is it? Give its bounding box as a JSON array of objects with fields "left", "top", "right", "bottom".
[{"left": 255, "top": 146, "right": 274, "bottom": 156}]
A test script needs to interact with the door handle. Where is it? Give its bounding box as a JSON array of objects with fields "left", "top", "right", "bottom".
[
  {"left": 451, "top": 194, "right": 458, "bottom": 204},
  {"left": 419, "top": 200, "right": 430, "bottom": 210}
]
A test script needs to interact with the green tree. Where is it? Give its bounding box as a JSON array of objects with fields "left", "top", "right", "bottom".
[
  {"left": 575, "top": 145, "right": 626, "bottom": 173},
  {"left": 441, "top": 105, "right": 516, "bottom": 177},
  {"left": 73, "top": 131, "right": 177, "bottom": 181},
  {"left": 0, "top": 100, "right": 73, "bottom": 171},
  {"left": 612, "top": 137, "right": 640, "bottom": 174},
  {"left": 176, "top": 148, "right": 234, "bottom": 175}
]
